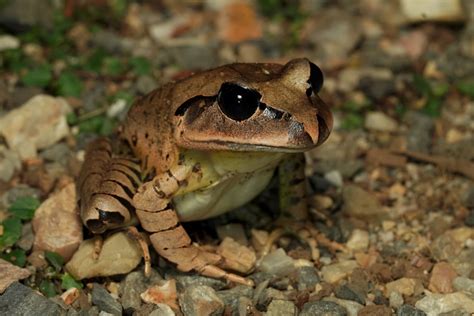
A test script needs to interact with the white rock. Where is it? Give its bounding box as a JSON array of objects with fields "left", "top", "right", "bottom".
[
  {"left": 346, "top": 229, "right": 369, "bottom": 252},
  {"left": 0, "top": 145, "right": 21, "bottom": 182},
  {"left": 0, "top": 35, "right": 20, "bottom": 51},
  {"left": 324, "top": 170, "right": 343, "bottom": 187},
  {"left": 364, "top": 111, "right": 398, "bottom": 132},
  {"left": 65, "top": 232, "right": 142, "bottom": 280},
  {"left": 452, "top": 277, "right": 474, "bottom": 295},
  {"left": 324, "top": 297, "right": 363, "bottom": 316},
  {"left": 400, "top": 0, "right": 465, "bottom": 23},
  {"left": 415, "top": 292, "right": 474, "bottom": 316},
  {"left": 258, "top": 248, "right": 295, "bottom": 277},
  {"left": 0, "top": 95, "right": 71, "bottom": 159}
]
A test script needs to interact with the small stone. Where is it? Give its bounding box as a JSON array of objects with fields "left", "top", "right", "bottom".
[
  {"left": 346, "top": 229, "right": 369, "bottom": 252},
  {"left": 415, "top": 292, "right": 474, "bottom": 315},
  {"left": 91, "top": 284, "right": 122, "bottom": 315},
  {"left": 334, "top": 283, "right": 366, "bottom": 305},
  {"left": 321, "top": 260, "right": 358, "bottom": 284},
  {"left": 120, "top": 270, "right": 163, "bottom": 311},
  {"left": 389, "top": 291, "right": 404, "bottom": 309},
  {"left": 0, "top": 259, "right": 31, "bottom": 293},
  {"left": 149, "top": 303, "right": 175, "bottom": 316},
  {"left": 257, "top": 288, "right": 288, "bottom": 307},
  {"left": 404, "top": 111, "right": 434, "bottom": 153},
  {"left": 216, "top": 223, "right": 247, "bottom": 245},
  {"left": 431, "top": 228, "right": 474, "bottom": 262},
  {"left": 0, "top": 282, "right": 62, "bottom": 315},
  {"left": 295, "top": 266, "right": 320, "bottom": 291},
  {"left": 172, "top": 273, "right": 226, "bottom": 292},
  {"left": 358, "top": 305, "right": 392, "bottom": 316},
  {"left": 397, "top": 304, "right": 427, "bottom": 316},
  {"left": 300, "top": 300, "right": 348, "bottom": 316},
  {"left": 452, "top": 277, "right": 474, "bottom": 295},
  {"left": 65, "top": 232, "right": 142, "bottom": 279},
  {"left": 0, "top": 95, "right": 71, "bottom": 160},
  {"left": 258, "top": 248, "right": 295, "bottom": 277},
  {"left": 61, "top": 287, "right": 80, "bottom": 305},
  {"left": 400, "top": 0, "right": 465, "bottom": 23},
  {"left": 342, "top": 185, "right": 385, "bottom": 220},
  {"left": 135, "top": 75, "right": 158, "bottom": 95},
  {"left": 324, "top": 297, "right": 363, "bottom": 316},
  {"left": 324, "top": 170, "right": 344, "bottom": 187},
  {"left": 265, "top": 299, "right": 297, "bottom": 316},
  {"left": 217, "top": 285, "right": 253, "bottom": 313},
  {"left": 251, "top": 229, "right": 269, "bottom": 253},
  {"left": 0, "top": 35, "right": 20, "bottom": 51},
  {"left": 0, "top": 145, "right": 21, "bottom": 182},
  {"left": 428, "top": 262, "right": 458, "bottom": 293},
  {"left": 364, "top": 111, "right": 398, "bottom": 132},
  {"left": 141, "top": 279, "right": 178, "bottom": 310},
  {"left": 17, "top": 222, "right": 34, "bottom": 251},
  {"left": 32, "top": 182, "right": 82, "bottom": 261},
  {"left": 385, "top": 278, "right": 424, "bottom": 297},
  {"left": 217, "top": 237, "right": 256, "bottom": 273},
  {"left": 179, "top": 285, "right": 224, "bottom": 316}
]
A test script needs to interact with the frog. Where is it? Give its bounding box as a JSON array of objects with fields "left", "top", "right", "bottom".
[{"left": 77, "top": 58, "right": 333, "bottom": 285}]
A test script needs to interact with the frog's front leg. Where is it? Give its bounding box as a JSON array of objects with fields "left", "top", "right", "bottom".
[{"left": 133, "top": 164, "right": 253, "bottom": 286}]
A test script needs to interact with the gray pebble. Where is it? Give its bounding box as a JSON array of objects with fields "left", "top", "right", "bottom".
[
  {"left": 179, "top": 285, "right": 224, "bottom": 316},
  {"left": 265, "top": 299, "right": 297, "bottom": 316},
  {"left": 397, "top": 304, "right": 427, "bottom": 316},
  {"left": 170, "top": 272, "right": 227, "bottom": 292},
  {"left": 217, "top": 285, "right": 254, "bottom": 313},
  {"left": 0, "top": 282, "right": 63, "bottom": 316},
  {"left": 300, "top": 301, "right": 348, "bottom": 316},
  {"left": 91, "top": 284, "right": 122, "bottom": 316},
  {"left": 295, "top": 266, "right": 320, "bottom": 291},
  {"left": 334, "top": 283, "right": 366, "bottom": 305}
]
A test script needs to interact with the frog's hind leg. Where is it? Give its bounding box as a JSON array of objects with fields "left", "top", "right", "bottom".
[{"left": 133, "top": 166, "right": 254, "bottom": 286}]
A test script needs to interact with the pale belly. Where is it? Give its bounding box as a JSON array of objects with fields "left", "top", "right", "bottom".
[{"left": 173, "top": 166, "right": 276, "bottom": 222}]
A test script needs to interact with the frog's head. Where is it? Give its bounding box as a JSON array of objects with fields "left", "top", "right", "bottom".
[{"left": 172, "top": 58, "right": 333, "bottom": 153}]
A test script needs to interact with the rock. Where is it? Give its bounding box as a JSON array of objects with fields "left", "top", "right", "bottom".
[
  {"left": 390, "top": 291, "right": 404, "bottom": 309},
  {"left": 0, "top": 282, "right": 62, "bottom": 315},
  {"left": 364, "top": 111, "right": 398, "bottom": 132},
  {"left": 171, "top": 273, "right": 226, "bottom": 292},
  {"left": 324, "top": 170, "right": 344, "bottom": 187},
  {"left": 0, "top": 95, "right": 71, "bottom": 160},
  {"left": 321, "top": 260, "right": 358, "bottom": 284},
  {"left": 179, "top": 285, "right": 224, "bottom": 316},
  {"left": 168, "top": 45, "right": 218, "bottom": 70},
  {"left": 91, "top": 284, "right": 122, "bottom": 315},
  {"left": 428, "top": 262, "right": 458, "bottom": 293},
  {"left": 65, "top": 232, "right": 142, "bottom": 279},
  {"left": 217, "top": 1, "right": 262, "bottom": 43},
  {"left": 17, "top": 222, "right": 34, "bottom": 251},
  {"left": 0, "top": 0, "right": 53, "bottom": 31},
  {"left": 346, "top": 229, "right": 369, "bottom": 252},
  {"left": 258, "top": 248, "right": 296, "bottom": 277},
  {"left": 216, "top": 223, "right": 247, "bottom": 245},
  {"left": 415, "top": 292, "right": 474, "bottom": 316},
  {"left": 257, "top": 288, "right": 288, "bottom": 307},
  {"left": 0, "top": 35, "right": 19, "bottom": 52},
  {"left": 300, "top": 300, "right": 348, "bottom": 316},
  {"left": 452, "top": 277, "right": 474, "bottom": 295},
  {"left": 217, "top": 237, "right": 256, "bottom": 273},
  {"left": 32, "top": 182, "right": 82, "bottom": 261},
  {"left": 141, "top": 279, "right": 178, "bottom": 310},
  {"left": 399, "top": 0, "right": 465, "bottom": 23},
  {"left": 265, "top": 299, "right": 297, "bottom": 316},
  {"left": 149, "top": 303, "right": 175, "bottom": 316},
  {"left": 334, "top": 283, "right": 366, "bottom": 305},
  {"left": 342, "top": 185, "right": 385, "bottom": 220},
  {"left": 324, "top": 297, "right": 363, "bottom": 316},
  {"left": 135, "top": 76, "right": 158, "bottom": 95},
  {"left": 386, "top": 278, "right": 424, "bottom": 297},
  {"left": 431, "top": 228, "right": 474, "bottom": 262},
  {"left": 358, "top": 305, "right": 392, "bottom": 316},
  {"left": 397, "top": 304, "right": 427, "bottom": 316},
  {"left": 120, "top": 269, "right": 163, "bottom": 311},
  {"left": 61, "top": 287, "right": 80, "bottom": 306},
  {"left": 295, "top": 266, "right": 320, "bottom": 291},
  {"left": 216, "top": 285, "right": 253, "bottom": 312},
  {"left": 404, "top": 111, "right": 434, "bottom": 153},
  {"left": 0, "top": 259, "right": 31, "bottom": 293},
  {"left": 0, "top": 145, "right": 21, "bottom": 182}
]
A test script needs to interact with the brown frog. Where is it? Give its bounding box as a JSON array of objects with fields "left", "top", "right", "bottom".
[{"left": 77, "top": 58, "right": 333, "bottom": 285}]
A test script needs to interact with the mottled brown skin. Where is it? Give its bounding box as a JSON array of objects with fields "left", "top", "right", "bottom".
[{"left": 77, "top": 58, "right": 333, "bottom": 285}]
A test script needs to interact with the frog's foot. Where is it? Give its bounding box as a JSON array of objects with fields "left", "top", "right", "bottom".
[
  {"left": 125, "top": 226, "right": 151, "bottom": 277},
  {"left": 258, "top": 227, "right": 306, "bottom": 258}
]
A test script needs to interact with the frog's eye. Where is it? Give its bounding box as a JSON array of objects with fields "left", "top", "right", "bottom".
[
  {"left": 217, "top": 83, "right": 261, "bottom": 121},
  {"left": 306, "top": 62, "right": 324, "bottom": 96}
]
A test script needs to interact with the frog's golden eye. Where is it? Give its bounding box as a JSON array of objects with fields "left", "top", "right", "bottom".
[
  {"left": 306, "top": 62, "right": 324, "bottom": 96},
  {"left": 217, "top": 83, "right": 262, "bottom": 121}
]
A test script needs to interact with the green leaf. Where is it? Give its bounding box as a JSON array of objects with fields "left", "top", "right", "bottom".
[
  {"left": 413, "top": 74, "right": 432, "bottom": 97},
  {"left": 78, "top": 115, "right": 105, "bottom": 134},
  {"left": 130, "top": 57, "right": 151, "bottom": 76},
  {"left": 39, "top": 280, "right": 57, "bottom": 298},
  {"left": 341, "top": 113, "right": 364, "bottom": 130},
  {"left": 61, "top": 273, "right": 83, "bottom": 290},
  {"left": 422, "top": 96, "right": 442, "bottom": 117},
  {"left": 21, "top": 64, "right": 52, "bottom": 88},
  {"left": 8, "top": 196, "right": 40, "bottom": 220},
  {"left": 432, "top": 82, "right": 449, "bottom": 98},
  {"left": 457, "top": 81, "right": 474, "bottom": 99},
  {"left": 0, "top": 217, "right": 22, "bottom": 249},
  {"left": 85, "top": 49, "right": 107, "bottom": 73},
  {"left": 113, "top": 91, "right": 134, "bottom": 105},
  {"left": 66, "top": 112, "right": 79, "bottom": 126},
  {"left": 99, "top": 117, "right": 116, "bottom": 136},
  {"left": 45, "top": 251, "right": 64, "bottom": 271},
  {"left": 57, "top": 71, "right": 83, "bottom": 97},
  {"left": 104, "top": 57, "right": 125, "bottom": 76},
  {"left": 0, "top": 248, "right": 27, "bottom": 267}
]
